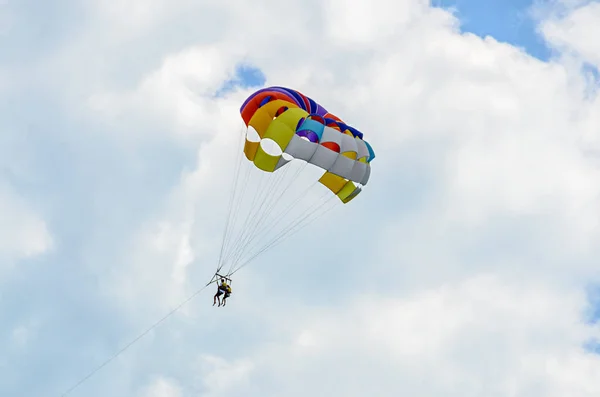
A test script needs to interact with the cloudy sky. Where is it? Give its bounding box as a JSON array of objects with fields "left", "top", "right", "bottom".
[{"left": 2, "top": 0, "right": 600, "bottom": 396}]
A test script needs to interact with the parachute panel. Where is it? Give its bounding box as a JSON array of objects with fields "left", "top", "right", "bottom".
[
  {"left": 340, "top": 134, "right": 358, "bottom": 160},
  {"left": 263, "top": 108, "right": 305, "bottom": 151},
  {"left": 283, "top": 134, "right": 319, "bottom": 162},
  {"left": 355, "top": 138, "right": 370, "bottom": 163},
  {"left": 241, "top": 91, "right": 300, "bottom": 125},
  {"left": 254, "top": 140, "right": 281, "bottom": 172},
  {"left": 318, "top": 172, "right": 362, "bottom": 204},
  {"left": 248, "top": 99, "right": 301, "bottom": 138},
  {"left": 327, "top": 154, "right": 355, "bottom": 182},
  {"left": 318, "top": 172, "right": 348, "bottom": 194},
  {"left": 297, "top": 118, "right": 325, "bottom": 142},
  {"left": 363, "top": 140, "right": 375, "bottom": 162},
  {"left": 341, "top": 184, "right": 361, "bottom": 203},
  {"left": 307, "top": 127, "right": 342, "bottom": 171},
  {"left": 360, "top": 164, "right": 371, "bottom": 185},
  {"left": 337, "top": 180, "right": 358, "bottom": 201},
  {"left": 327, "top": 132, "right": 358, "bottom": 179},
  {"left": 348, "top": 161, "right": 369, "bottom": 184},
  {"left": 252, "top": 108, "right": 305, "bottom": 172},
  {"left": 244, "top": 139, "right": 260, "bottom": 161}
]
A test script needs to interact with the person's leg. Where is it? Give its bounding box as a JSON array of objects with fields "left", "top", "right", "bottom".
[
  {"left": 222, "top": 292, "right": 230, "bottom": 306},
  {"left": 214, "top": 290, "right": 222, "bottom": 306}
]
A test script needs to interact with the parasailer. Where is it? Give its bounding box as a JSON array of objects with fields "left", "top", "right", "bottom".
[{"left": 213, "top": 276, "right": 232, "bottom": 307}]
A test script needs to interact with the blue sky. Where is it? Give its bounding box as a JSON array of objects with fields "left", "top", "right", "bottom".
[
  {"left": 216, "top": 64, "right": 266, "bottom": 97},
  {"left": 2, "top": 1, "right": 600, "bottom": 396},
  {"left": 435, "top": 0, "right": 552, "bottom": 60}
]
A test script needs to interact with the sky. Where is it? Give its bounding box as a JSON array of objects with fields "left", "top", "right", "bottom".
[{"left": 2, "top": 0, "right": 600, "bottom": 396}]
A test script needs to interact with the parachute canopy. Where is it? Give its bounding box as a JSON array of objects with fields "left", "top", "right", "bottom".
[
  {"left": 239, "top": 86, "right": 375, "bottom": 204},
  {"left": 213, "top": 86, "right": 375, "bottom": 279}
]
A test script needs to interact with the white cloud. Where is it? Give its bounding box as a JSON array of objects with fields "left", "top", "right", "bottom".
[
  {"left": 139, "top": 376, "right": 182, "bottom": 397},
  {"left": 79, "top": 0, "right": 600, "bottom": 393},
  {"left": 183, "top": 274, "right": 600, "bottom": 397},
  {"left": 9, "top": 315, "right": 41, "bottom": 350},
  {"left": 323, "top": 0, "right": 427, "bottom": 45},
  {"left": 5, "top": 0, "right": 600, "bottom": 396},
  {"left": 197, "top": 355, "right": 255, "bottom": 396},
  {"left": 86, "top": 45, "right": 247, "bottom": 141},
  {"left": 0, "top": 183, "right": 52, "bottom": 272},
  {"left": 540, "top": 1, "right": 600, "bottom": 66},
  {"left": 99, "top": 217, "right": 196, "bottom": 319}
]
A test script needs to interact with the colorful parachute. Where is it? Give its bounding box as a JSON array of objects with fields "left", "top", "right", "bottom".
[
  {"left": 213, "top": 86, "right": 375, "bottom": 279},
  {"left": 239, "top": 86, "right": 375, "bottom": 203}
]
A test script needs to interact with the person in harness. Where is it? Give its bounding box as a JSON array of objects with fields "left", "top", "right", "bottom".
[{"left": 213, "top": 277, "right": 232, "bottom": 307}]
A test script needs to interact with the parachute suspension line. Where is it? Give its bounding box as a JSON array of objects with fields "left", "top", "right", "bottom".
[
  {"left": 226, "top": 162, "right": 285, "bottom": 257},
  {"left": 229, "top": 185, "right": 335, "bottom": 274},
  {"left": 220, "top": 166, "right": 270, "bottom": 267},
  {"left": 220, "top": 155, "right": 309, "bottom": 274},
  {"left": 251, "top": 160, "right": 310, "bottom": 232},
  {"left": 249, "top": 174, "right": 316, "bottom": 240},
  {"left": 219, "top": 141, "right": 254, "bottom": 270},
  {"left": 229, "top": 192, "right": 340, "bottom": 276},
  {"left": 243, "top": 192, "right": 338, "bottom": 270},
  {"left": 225, "top": 165, "right": 320, "bottom": 275},
  {"left": 219, "top": 128, "right": 250, "bottom": 274},
  {"left": 226, "top": 176, "right": 318, "bottom": 273},
  {"left": 237, "top": 187, "right": 334, "bottom": 265},
  {"left": 216, "top": 127, "right": 246, "bottom": 274},
  {"left": 223, "top": 162, "right": 303, "bottom": 274}
]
